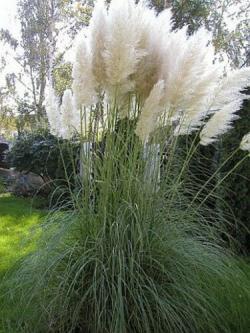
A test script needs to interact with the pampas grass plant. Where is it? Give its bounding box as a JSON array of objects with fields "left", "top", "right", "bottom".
[{"left": 1, "top": 1, "right": 250, "bottom": 332}]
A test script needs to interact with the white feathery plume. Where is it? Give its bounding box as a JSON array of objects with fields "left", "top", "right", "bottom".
[
  {"left": 135, "top": 80, "right": 165, "bottom": 142},
  {"left": 72, "top": 37, "right": 97, "bottom": 109},
  {"left": 210, "top": 68, "right": 250, "bottom": 110},
  {"left": 103, "top": 0, "right": 147, "bottom": 104},
  {"left": 161, "top": 28, "right": 221, "bottom": 134},
  {"left": 159, "top": 26, "right": 189, "bottom": 118},
  {"left": 160, "top": 26, "right": 188, "bottom": 100},
  {"left": 174, "top": 65, "right": 222, "bottom": 135},
  {"left": 46, "top": 87, "right": 61, "bottom": 137},
  {"left": 200, "top": 68, "right": 250, "bottom": 145},
  {"left": 60, "top": 89, "right": 75, "bottom": 139},
  {"left": 240, "top": 133, "right": 250, "bottom": 153},
  {"left": 156, "top": 8, "right": 173, "bottom": 33},
  {"left": 89, "top": 0, "right": 108, "bottom": 88},
  {"left": 199, "top": 100, "right": 242, "bottom": 145},
  {"left": 134, "top": 6, "right": 168, "bottom": 100}
]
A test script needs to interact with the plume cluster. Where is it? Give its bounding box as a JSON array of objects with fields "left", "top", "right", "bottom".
[
  {"left": 46, "top": 0, "right": 250, "bottom": 144},
  {"left": 46, "top": 87, "right": 81, "bottom": 139}
]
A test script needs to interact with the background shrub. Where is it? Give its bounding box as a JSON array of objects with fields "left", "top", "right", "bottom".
[
  {"left": 7, "top": 129, "right": 80, "bottom": 202},
  {"left": 219, "top": 93, "right": 250, "bottom": 254}
]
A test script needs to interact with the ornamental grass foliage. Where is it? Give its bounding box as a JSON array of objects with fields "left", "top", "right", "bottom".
[{"left": 2, "top": 1, "right": 250, "bottom": 332}]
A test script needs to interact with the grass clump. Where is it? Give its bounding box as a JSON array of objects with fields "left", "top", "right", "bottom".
[{"left": 1, "top": 151, "right": 250, "bottom": 333}]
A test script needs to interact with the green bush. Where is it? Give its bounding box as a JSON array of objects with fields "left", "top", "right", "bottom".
[
  {"left": 8, "top": 130, "right": 78, "bottom": 180},
  {"left": 7, "top": 129, "right": 80, "bottom": 201}
]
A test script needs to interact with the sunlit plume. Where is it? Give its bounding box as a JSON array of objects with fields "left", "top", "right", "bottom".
[
  {"left": 103, "top": 0, "right": 147, "bottom": 114},
  {"left": 72, "top": 38, "right": 97, "bottom": 109}
]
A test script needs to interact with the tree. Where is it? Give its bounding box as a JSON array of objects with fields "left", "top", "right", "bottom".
[
  {"left": 0, "top": 89, "right": 16, "bottom": 138},
  {"left": 0, "top": 0, "right": 94, "bottom": 129},
  {"left": 17, "top": 0, "right": 58, "bottom": 121},
  {"left": 151, "top": 0, "right": 249, "bottom": 68},
  {"left": 51, "top": 1, "right": 93, "bottom": 97},
  {"left": 53, "top": 60, "right": 73, "bottom": 99}
]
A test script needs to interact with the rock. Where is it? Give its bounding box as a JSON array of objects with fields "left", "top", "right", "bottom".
[{"left": 0, "top": 168, "right": 50, "bottom": 197}]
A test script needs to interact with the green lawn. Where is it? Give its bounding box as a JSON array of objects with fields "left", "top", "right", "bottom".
[
  {"left": 0, "top": 193, "right": 44, "bottom": 276},
  {"left": 0, "top": 193, "right": 44, "bottom": 332}
]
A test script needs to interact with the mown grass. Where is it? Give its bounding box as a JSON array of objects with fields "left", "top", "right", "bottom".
[
  {"left": 0, "top": 193, "right": 44, "bottom": 275},
  {"left": 0, "top": 193, "right": 44, "bottom": 332}
]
